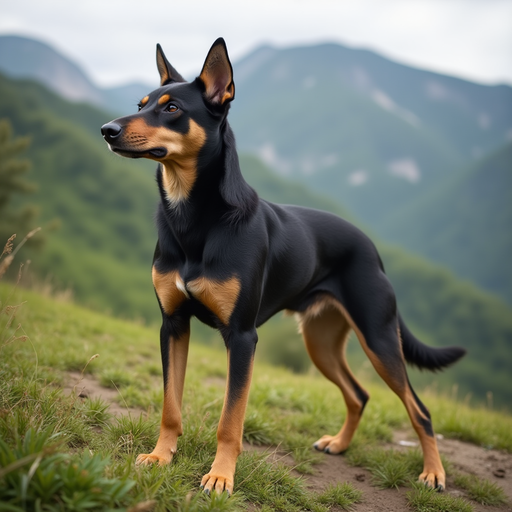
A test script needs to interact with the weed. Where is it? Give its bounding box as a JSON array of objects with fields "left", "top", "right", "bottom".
[
  {"left": 100, "top": 369, "right": 134, "bottom": 389},
  {"left": 0, "top": 427, "right": 135, "bottom": 511},
  {"left": 105, "top": 415, "right": 158, "bottom": 456},
  {"left": 407, "top": 481, "right": 473, "bottom": 512},
  {"left": 346, "top": 446, "right": 423, "bottom": 489},
  {"left": 243, "top": 410, "right": 274, "bottom": 445},
  {"left": 82, "top": 396, "right": 111, "bottom": 427},
  {"left": 454, "top": 473, "right": 508, "bottom": 506},
  {"left": 317, "top": 482, "right": 363, "bottom": 510}
]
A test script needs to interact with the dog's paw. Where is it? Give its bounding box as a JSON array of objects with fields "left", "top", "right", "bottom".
[
  {"left": 419, "top": 469, "right": 446, "bottom": 491},
  {"left": 200, "top": 471, "right": 233, "bottom": 496},
  {"left": 313, "top": 434, "right": 349, "bottom": 454},
  {"left": 135, "top": 451, "right": 173, "bottom": 467}
]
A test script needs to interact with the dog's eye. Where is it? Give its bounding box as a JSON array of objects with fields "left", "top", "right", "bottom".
[{"left": 165, "top": 104, "right": 179, "bottom": 113}]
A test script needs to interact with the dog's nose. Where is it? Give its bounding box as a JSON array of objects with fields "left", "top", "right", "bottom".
[{"left": 101, "top": 122, "right": 122, "bottom": 141}]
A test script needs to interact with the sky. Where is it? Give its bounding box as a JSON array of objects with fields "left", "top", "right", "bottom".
[{"left": 1, "top": 0, "right": 511, "bottom": 88}]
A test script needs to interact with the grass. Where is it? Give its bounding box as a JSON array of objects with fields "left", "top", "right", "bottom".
[
  {"left": 1, "top": 273, "right": 511, "bottom": 510},
  {"left": 407, "top": 482, "right": 474, "bottom": 512},
  {"left": 454, "top": 473, "right": 509, "bottom": 506}
]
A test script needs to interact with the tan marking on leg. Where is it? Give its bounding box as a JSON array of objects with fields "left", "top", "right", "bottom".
[
  {"left": 403, "top": 386, "right": 446, "bottom": 490},
  {"left": 299, "top": 294, "right": 445, "bottom": 489},
  {"left": 297, "top": 300, "right": 368, "bottom": 454},
  {"left": 158, "top": 94, "right": 171, "bottom": 105},
  {"left": 201, "top": 350, "right": 254, "bottom": 495},
  {"left": 152, "top": 267, "right": 188, "bottom": 315},
  {"left": 136, "top": 327, "right": 190, "bottom": 466},
  {"left": 187, "top": 276, "right": 241, "bottom": 325}
]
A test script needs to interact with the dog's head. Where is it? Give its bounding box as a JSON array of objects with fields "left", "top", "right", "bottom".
[{"left": 101, "top": 37, "right": 234, "bottom": 165}]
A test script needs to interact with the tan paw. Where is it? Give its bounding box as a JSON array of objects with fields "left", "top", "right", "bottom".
[
  {"left": 200, "top": 471, "right": 233, "bottom": 496},
  {"left": 135, "top": 451, "right": 173, "bottom": 467},
  {"left": 419, "top": 469, "right": 446, "bottom": 491},
  {"left": 313, "top": 434, "right": 349, "bottom": 454}
]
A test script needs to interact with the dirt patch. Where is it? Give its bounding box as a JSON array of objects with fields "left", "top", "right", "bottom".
[
  {"left": 245, "top": 429, "right": 512, "bottom": 512},
  {"left": 394, "top": 428, "right": 512, "bottom": 509},
  {"left": 245, "top": 442, "right": 410, "bottom": 511},
  {"left": 63, "top": 371, "right": 143, "bottom": 417}
]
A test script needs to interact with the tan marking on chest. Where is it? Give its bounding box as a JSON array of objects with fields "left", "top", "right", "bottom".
[
  {"left": 187, "top": 276, "right": 241, "bottom": 325},
  {"left": 160, "top": 119, "right": 206, "bottom": 202},
  {"left": 152, "top": 267, "right": 188, "bottom": 315}
]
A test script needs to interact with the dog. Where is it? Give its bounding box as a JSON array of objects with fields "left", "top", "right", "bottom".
[{"left": 101, "top": 38, "right": 465, "bottom": 495}]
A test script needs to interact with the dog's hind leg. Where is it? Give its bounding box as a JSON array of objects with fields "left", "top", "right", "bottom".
[
  {"left": 339, "top": 286, "right": 446, "bottom": 490},
  {"left": 299, "top": 302, "right": 369, "bottom": 454}
]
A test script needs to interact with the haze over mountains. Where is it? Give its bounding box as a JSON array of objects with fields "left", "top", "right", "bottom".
[{"left": 0, "top": 35, "right": 150, "bottom": 115}]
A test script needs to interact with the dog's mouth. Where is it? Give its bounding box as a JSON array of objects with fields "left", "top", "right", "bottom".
[{"left": 108, "top": 145, "right": 167, "bottom": 160}]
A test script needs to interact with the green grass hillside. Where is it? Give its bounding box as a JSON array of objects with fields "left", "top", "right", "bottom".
[
  {"left": 1, "top": 279, "right": 511, "bottom": 511},
  {"left": 1, "top": 73, "right": 511, "bottom": 407},
  {"left": 379, "top": 142, "right": 512, "bottom": 304}
]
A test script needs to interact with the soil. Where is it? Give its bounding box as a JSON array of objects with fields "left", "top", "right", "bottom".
[{"left": 64, "top": 372, "right": 512, "bottom": 511}]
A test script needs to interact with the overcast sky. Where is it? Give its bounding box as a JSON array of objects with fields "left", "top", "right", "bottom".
[{"left": 1, "top": 0, "right": 511, "bottom": 87}]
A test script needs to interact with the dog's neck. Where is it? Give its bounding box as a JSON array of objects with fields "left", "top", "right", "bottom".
[{"left": 155, "top": 121, "right": 258, "bottom": 254}]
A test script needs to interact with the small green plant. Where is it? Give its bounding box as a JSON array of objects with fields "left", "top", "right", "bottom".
[
  {"left": 82, "top": 397, "right": 111, "bottom": 427},
  {"left": 407, "top": 481, "right": 473, "bottom": 512},
  {"left": 0, "top": 427, "right": 134, "bottom": 511},
  {"left": 454, "top": 472, "right": 508, "bottom": 506},
  {"left": 243, "top": 410, "right": 274, "bottom": 445},
  {"left": 346, "top": 446, "right": 423, "bottom": 489},
  {"left": 100, "top": 369, "right": 133, "bottom": 389},
  {"left": 105, "top": 415, "right": 158, "bottom": 456},
  {"left": 317, "top": 482, "right": 363, "bottom": 510}
]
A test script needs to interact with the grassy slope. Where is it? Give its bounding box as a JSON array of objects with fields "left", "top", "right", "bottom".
[
  {"left": 1, "top": 73, "right": 512, "bottom": 406},
  {"left": 1, "top": 281, "right": 511, "bottom": 511}
]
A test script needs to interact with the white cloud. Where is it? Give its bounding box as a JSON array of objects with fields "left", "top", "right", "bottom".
[
  {"left": 348, "top": 170, "right": 369, "bottom": 186},
  {"left": 388, "top": 159, "right": 421, "bottom": 183}
]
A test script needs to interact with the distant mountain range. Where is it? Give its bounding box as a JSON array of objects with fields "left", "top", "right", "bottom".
[
  {"left": 0, "top": 35, "right": 150, "bottom": 115},
  {"left": 1, "top": 34, "right": 510, "bottom": 304},
  {"left": 229, "top": 43, "right": 512, "bottom": 223}
]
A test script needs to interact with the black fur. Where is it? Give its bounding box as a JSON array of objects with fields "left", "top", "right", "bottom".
[{"left": 101, "top": 37, "right": 465, "bottom": 494}]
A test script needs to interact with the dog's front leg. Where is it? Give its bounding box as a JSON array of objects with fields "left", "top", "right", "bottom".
[
  {"left": 137, "top": 316, "right": 190, "bottom": 466},
  {"left": 201, "top": 329, "right": 257, "bottom": 495}
]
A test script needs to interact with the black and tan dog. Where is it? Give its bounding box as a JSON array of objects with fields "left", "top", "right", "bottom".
[{"left": 101, "top": 38, "right": 465, "bottom": 495}]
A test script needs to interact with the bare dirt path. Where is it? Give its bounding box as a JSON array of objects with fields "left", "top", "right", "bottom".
[{"left": 65, "top": 372, "right": 512, "bottom": 511}]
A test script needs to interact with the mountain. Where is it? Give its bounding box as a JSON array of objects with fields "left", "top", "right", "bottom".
[
  {"left": 229, "top": 43, "right": 512, "bottom": 226},
  {"left": 379, "top": 142, "right": 512, "bottom": 303},
  {"left": 0, "top": 35, "right": 151, "bottom": 115},
  {"left": 1, "top": 72, "right": 511, "bottom": 406}
]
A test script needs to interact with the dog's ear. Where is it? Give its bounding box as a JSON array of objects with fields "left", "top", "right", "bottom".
[
  {"left": 156, "top": 44, "right": 186, "bottom": 85},
  {"left": 198, "top": 38, "right": 235, "bottom": 105}
]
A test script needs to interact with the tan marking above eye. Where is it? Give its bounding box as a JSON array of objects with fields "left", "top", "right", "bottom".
[
  {"left": 152, "top": 267, "right": 188, "bottom": 315},
  {"left": 187, "top": 276, "right": 241, "bottom": 325},
  {"left": 158, "top": 94, "right": 171, "bottom": 105}
]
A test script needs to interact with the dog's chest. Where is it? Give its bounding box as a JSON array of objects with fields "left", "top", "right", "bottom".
[{"left": 152, "top": 267, "right": 240, "bottom": 325}]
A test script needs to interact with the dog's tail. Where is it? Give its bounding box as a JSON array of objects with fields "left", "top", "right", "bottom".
[{"left": 399, "top": 314, "right": 466, "bottom": 371}]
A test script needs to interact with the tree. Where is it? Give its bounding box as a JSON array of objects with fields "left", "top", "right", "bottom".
[{"left": 0, "top": 118, "right": 41, "bottom": 246}]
